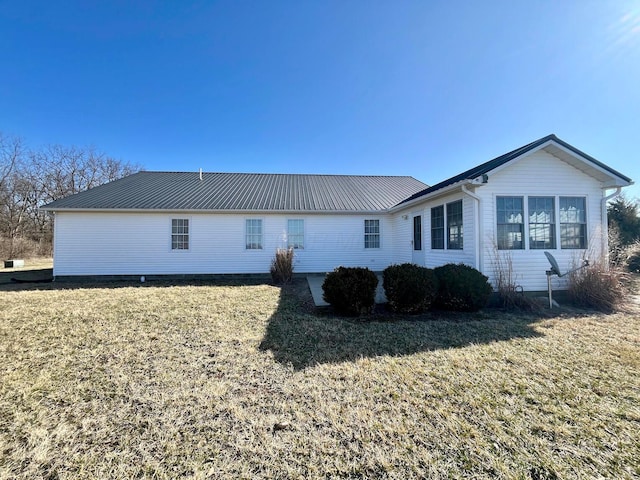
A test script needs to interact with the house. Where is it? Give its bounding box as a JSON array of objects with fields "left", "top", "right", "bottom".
[{"left": 41, "top": 134, "right": 632, "bottom": 291}]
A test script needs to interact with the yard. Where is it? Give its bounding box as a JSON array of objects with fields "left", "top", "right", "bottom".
[{"left": 0, "top": 269, "right": 639, "bottom": 479}]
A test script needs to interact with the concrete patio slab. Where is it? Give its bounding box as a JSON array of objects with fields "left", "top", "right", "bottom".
[{"left": 306, "top": 274, "right": 387, "bottom": 307}]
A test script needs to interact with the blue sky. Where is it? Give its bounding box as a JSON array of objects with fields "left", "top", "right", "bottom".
[{"left": 2, "top": 1, "right": 639, "bottom": 199}]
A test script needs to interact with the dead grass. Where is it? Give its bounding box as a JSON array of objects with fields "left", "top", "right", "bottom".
[{"left": 0, "top": 275, "right": 639, "bottom": 479}]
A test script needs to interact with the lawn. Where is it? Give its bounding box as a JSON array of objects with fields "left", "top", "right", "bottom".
[{"left": 0, "top": 274, "right": 638, "bottom": 479}]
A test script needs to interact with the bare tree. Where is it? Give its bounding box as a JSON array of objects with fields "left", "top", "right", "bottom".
[{"left": 0, "top": 132, "right": 141, "bottom": 258}]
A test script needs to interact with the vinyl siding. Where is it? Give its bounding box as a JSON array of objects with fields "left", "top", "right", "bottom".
[
  {"left": 477, "top": 149, "right": 605, "bottom": 291},
  {"left": 52, "top": 212, "right": 395, "bottom": 276}
]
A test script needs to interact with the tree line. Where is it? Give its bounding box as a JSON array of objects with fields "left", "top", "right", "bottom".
[{"left": 0, "top": 132, "right": 141, "bottom": 258}]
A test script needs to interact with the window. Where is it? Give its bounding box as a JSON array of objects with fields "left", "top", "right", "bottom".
[
  {"left": 171, "top": 219, "right": 189, "bottom": 250},
  {"left": 246, "top": 219, "right": 263, "bottom": 249},
  {"left": 413, "top": 215, "right": 422, "bottom": 251},
  {"left": 497, "top": 197, "right": 523, "bottom": 250},
  {"left": 287, "top": 219, "right": 304, "bottom": 249},
  {"left": 447, "top": 200, "right": 463, "bottom": 250},
  {"left": 364, "top": 219, "right": 380, "bottom": 248},
  {"left": 560, "top": 197, "right": 587, "bottom": 249},
  {"left": 431, "top": 206, "right": 444, "bottom": 249},
  {"left": 528, "top": 197, "right": 555, "bottom": 249}
]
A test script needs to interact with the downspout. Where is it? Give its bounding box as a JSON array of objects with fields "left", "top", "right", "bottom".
[
  {"left": 461, "top": 184, "right": 481, "bottom": 272},
  {"left": 601, "top": 186, "right": 622, "bottom": 267}
]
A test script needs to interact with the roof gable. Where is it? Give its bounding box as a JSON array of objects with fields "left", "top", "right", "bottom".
[
  {"left": 398, "top": 134, "right": 632, "bottom": 206},
  {"left": 41, "top": 172, "right": 428, "bottom": 212}
]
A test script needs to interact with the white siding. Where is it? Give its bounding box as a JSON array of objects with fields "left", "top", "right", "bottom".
[
  {"left": 52, "top": 212, "right": 396, "bottom": 276},
  {"left": 392, "top": 193, "right": 477, "bottom": 269},
  {"left": 476, "top": 150, "right": 605, "bottom": 291}
]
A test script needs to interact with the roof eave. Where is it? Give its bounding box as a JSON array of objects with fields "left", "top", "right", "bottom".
[{"left": 40, "top": 207, "right": 392, "bottom": 215}]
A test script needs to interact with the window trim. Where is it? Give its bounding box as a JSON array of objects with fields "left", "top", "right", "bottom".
[
  {"left": 494, "top": 194, "right": 588, "bottom": 251},
  {"left": 496, "top": 196, "right": 524, "bottom": 250},
  {"left": 528, "top": 196, "right": 555, "bottom": 250},
  {"left": 245, "top": 218, "right": 264, "bottom": 250},
  {"left": 446, "top": 199, "right": 463, "bottom": 250},
  {"left": 559, "top": 196, "right": 588, "bottom": 250},
  {"left": 170, "top": 217, "right": 191, "bottom": 252},
  {"left": 364, "top": 218, "right": 381, "bottom": 249},
  {"left": 431, "top": 205, "right": 445, "bottom": 250},
  {"left": 287, "top": 218, "right": 305, "bottom": 250}
]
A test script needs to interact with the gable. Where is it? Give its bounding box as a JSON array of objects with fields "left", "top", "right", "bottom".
[{"left": 398, "top": 134, "right": 632, "bottom": 207}]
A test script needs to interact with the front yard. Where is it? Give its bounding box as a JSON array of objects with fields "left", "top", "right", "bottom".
[{"left": 0, "top": 277, "right": 638, "bottom": 479}]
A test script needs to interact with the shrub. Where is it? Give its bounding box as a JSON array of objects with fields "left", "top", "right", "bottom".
[
  {"left": 434, "top": 263, "right": 492, "bottom": 312},
  {"left": 492, "top": 249, "right": 541, "bottom": 311},
  {"left": 383, "top": 263, "right": 438, "bottom": 313},
  {"left": 567, "top": 261, "right": 627, "bottom": 312},
  {"left": 322, "top": 266, "right": 378, "bottom": 316},
  {"left": 623, "top": 242, "right": 640, "bottom": 273},
  {"left": 270, "top": 248, "right": 294, "bottom": 284}
]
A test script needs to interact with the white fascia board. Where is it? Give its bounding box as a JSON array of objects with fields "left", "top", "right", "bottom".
[{"left": 388, "top": 180, "right": 475, "bottom": 213}]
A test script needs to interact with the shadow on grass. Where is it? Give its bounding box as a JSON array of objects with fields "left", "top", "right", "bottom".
[
  {"left": 0, "top": 268, "right": 272, "bottom": 292},
  {"left": 259, "top": 279, "right": 548, "bottom": 370}
]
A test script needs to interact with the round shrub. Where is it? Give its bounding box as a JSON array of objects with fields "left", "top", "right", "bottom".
[
  {"left": 433, "top": 263, "right": 492, "bottom": 312},
  {"left": 383, "top": 263, "right": 438, "bottom": 313},
  {"left": 322, "top": 266, "right": 378, "bottom": 316}
]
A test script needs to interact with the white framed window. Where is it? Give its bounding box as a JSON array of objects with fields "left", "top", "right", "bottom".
[
  {"left": 496, "top": 197, "right": 524, "bottom": 250},
  {"left": 287, "top": 219, "right": 304, "bottom": 249},
  {"left": 364, "top": 219, "right": 380, "bottom": 249},
  {"left": 495, "top": 195, "right": 587, "bottom": 250},
  {"left": 560, "top": 197, "right": 587, "bottom": 249},
  {"left": 246, "top": 219, "right": 263, "bottom": 250},
  {"left": 171, "top": 218, "right": 189, "bottom": 250},
  {"left": 431, "top": 205, "right": 444, "bottom": 249},
  {"left": 447, "top": 200, "right": 463, "bottom": 250},
  {"left": 528, "top": 197, "right": 555, "bottom": 249}
]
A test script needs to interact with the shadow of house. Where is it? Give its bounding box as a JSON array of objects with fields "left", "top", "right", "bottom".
[{"left": 259, "top": 279, "right": 547, "bottom": 371}]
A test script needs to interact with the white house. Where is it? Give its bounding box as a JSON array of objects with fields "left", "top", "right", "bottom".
[{"left": 41, "top": 135, "right": 632, "bottom": 291}]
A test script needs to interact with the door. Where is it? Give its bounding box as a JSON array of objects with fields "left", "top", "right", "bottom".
[{"left": 412, "top": 214, "right": 423, "bottom": 265}]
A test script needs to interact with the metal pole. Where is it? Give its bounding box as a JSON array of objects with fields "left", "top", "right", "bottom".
[{"left": 547, "top": 271, "right": 553, "bottom": 309}]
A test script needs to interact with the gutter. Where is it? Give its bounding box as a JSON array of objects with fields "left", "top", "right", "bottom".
[
  {"left": 601, "top": 186, "right": 622, "bottom": 267},
  {"left": 461, "top": 182, "right": 482, "bottom": 271}
]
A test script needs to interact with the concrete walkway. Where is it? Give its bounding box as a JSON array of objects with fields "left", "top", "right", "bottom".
[{"left": 306, "top": 274, "right": 387, "bottom": 307}]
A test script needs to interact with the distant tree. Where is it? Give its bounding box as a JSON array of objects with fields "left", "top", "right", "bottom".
[
  {"left": 0, "top": 132, "right": 142, "bottom": 258},
  {"left": 608, "top": 195, "right": 640, "bottom": 247}
]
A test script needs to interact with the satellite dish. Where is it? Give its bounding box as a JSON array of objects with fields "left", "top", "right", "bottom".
[
  {"left": 544, "top": 252, "right": 562, "bottom": 276},
  {"left": 543, "top": 251, "right": 589, "bottom": 308}
]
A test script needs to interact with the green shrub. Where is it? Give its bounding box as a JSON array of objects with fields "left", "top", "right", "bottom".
[
  {"left": 567, "top": 262, "right": 627, "bottom": 312},
  {"left": 322, "top": 266, "right": 378, "bottom": 316},
  {"left": 383, "top": 263, "right": 438, "bottom": 313},
  {"left": 434, "top": 263, "right": 492, "bottom": 312},
  {"left": 270, "top": 248, "right": 294, "bottom": 284}
]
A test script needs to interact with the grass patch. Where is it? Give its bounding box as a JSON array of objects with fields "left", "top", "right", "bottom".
[{"left": 0, "top": 275, "right": 639, "bottom": 479}]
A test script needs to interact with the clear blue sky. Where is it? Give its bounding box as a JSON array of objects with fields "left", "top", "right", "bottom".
[{"left": 2, "top": 1, "right": 639, "bottom": 199}]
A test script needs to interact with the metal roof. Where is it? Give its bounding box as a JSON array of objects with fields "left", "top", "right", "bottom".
[
  {"left": 398, "top": 134, "right": 633, "bottom": 205},
  {"left": 41, "top": 172, "right": 428, "bottom": 212}
]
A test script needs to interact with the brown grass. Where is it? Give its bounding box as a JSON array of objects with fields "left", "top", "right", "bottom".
[{"left": 0, "top": 274, "right": 639, "bottom": 479}]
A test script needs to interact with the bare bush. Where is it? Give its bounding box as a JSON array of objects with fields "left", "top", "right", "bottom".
[
  {"left": 567, "top": 261, "right": 628, "bottom": 312},
  {"left": 270, "top": 248, "right": 294, "bottom": 284},
  {"left": 492, "top": 247, "right": 540, "bottom": 311}
]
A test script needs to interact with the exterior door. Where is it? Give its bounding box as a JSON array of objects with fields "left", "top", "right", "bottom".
[{"left": 412, "top": 214, "right": 423, "bottom": 265}]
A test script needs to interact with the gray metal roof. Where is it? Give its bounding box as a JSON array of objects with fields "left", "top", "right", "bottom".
[{"left": 41, "top": 172, "right": 428, "bottom": 212}]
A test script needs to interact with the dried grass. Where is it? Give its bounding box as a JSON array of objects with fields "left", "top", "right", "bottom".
[{"left": 1, "top": 275, "right": 639, "bottom": 479}]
